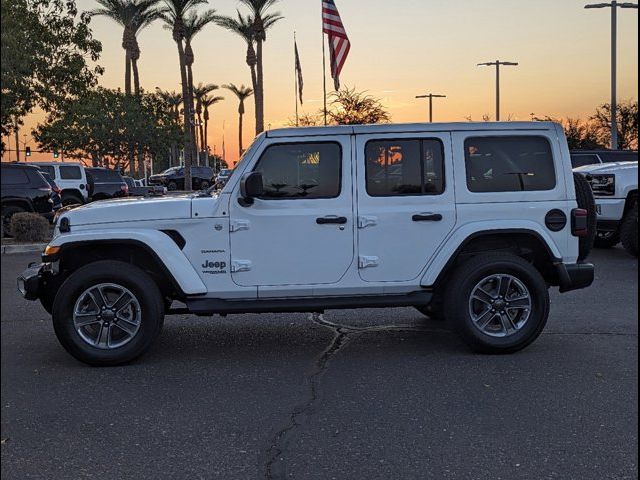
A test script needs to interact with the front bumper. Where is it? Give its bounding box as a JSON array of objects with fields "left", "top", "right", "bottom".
[
  {"left": 17, "top": 263, "right": 49, "bottom": 300},
  {"left": 556, "top": 262, "right": 595, "bottom": 293},
  {"left": 594, "top": 197, "right": 625, "bottom": 221}
]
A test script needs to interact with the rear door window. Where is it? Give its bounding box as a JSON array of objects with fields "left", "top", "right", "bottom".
[
  {"left": 464, "top": 136, "right": 556, "bottom": 192},
  {"left": 39, "top": 165, "right": 56, "bottom": 177},
  {"left": 87, "top": 169, "right": 123, "bottom": 182},
  {"left": 1, "top": 167, "right": 30, "bottom": 185},
  {"left": 59, "top": 165, "right": 82, "bottom": 180}
]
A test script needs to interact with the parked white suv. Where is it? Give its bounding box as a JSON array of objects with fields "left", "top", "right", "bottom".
[
  {"left": 32, "top": 162, "right": 89, "bottom": 206},
  {"left": 574, "top": 161, "right": 638, "bottom": 256},
  {"left": 19, "top": 122, "right": 596, "bottom": 365}
]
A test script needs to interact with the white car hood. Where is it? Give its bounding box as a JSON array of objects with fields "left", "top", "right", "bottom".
[
  {"left": 574, "top": 161, "right": 638, "bottom": 175},
  {"left": 64, "top": 195, "right": 196, "bottom": 226}
]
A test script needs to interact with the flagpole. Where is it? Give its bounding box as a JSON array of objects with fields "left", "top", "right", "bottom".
[
  {"left": 321, "top": 14, "right": 328, "bottom": 126},
  {"left": 294, "top": 31, "right": 299, "bottom": 127}
]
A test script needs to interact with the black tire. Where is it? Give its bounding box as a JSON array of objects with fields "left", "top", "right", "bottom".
[
  {"left": 573, "top": 172, "right": 596, "bottom": 261},
  {"left": 167, "top": 181, "right": 178, "bottom": 191},
  {"left": 52, "top": 260, "right": 164, "bottom": 366},
  {"left": 594, "top": 230, "right": 620, "bottom": 249},
  {"left": 444, "top": 253, "right": 550, "bottom": 354},
  {"left": 61, "top": 193, "right": 83, "bottom": 207},
  {"left": 620, "top": 203, "right": 638, "bottom": 258},
  {"left": 2, "top": 205, "right": 27, "bottom": 237}
]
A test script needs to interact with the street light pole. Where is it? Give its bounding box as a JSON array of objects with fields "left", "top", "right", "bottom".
[
  {"left": 415, "top": 93, "right": 446, "bottom": 122},
  {"left": 477, "top": 60, "right": 518, "bottom": 121},
  {"left": 585, "top": 1, "right": 638, "bottom": 150}
]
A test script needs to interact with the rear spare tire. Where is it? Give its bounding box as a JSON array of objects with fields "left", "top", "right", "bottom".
[{"left": 573, "top": 172, "right": 596, "bottom": 261}]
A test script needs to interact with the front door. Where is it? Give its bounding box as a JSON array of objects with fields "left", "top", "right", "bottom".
[
  {"left": 355, "top": 133, "right": 456, "bottom": 282},
  {"left": 228, "top": 136, "right": 354, "bottom": 287}
]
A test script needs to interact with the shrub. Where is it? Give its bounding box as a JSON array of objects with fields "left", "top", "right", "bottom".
[{"left": 9, "top": 212, "right": 51, "bottom": 242}]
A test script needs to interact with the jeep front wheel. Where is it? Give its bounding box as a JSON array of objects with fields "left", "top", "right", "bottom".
[
  {"left": 444, "top": 253, "right": 549, "bottom": 354},
  {"left": 52, "top": 260, "right": 164, "bottom": 366}
]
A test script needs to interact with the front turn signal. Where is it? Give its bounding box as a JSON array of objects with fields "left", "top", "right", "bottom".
[{"left": 43, "top": 245, "right": 61, "bottom": 256}]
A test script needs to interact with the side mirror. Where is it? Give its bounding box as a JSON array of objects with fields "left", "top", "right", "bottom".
[{"left": 239, "top": 171, "right": 264, "bottom": 206}]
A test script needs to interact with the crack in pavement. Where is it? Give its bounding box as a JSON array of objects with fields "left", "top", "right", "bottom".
[{"left": 261, "top": 313, "right": 435, "bottom": 479}]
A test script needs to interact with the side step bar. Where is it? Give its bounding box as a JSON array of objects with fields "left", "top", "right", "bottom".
[{"left": 177, "top": 291, "right": 433, "bottom": 316}]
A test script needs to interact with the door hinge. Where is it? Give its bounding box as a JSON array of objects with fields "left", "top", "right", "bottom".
[
  {"left": 358, "top": 255, "right": 379, "bottom": 269},
  {"left": 230, "top": 219, "right": 250, "bottom": 232},
  {"left": 231, "top": 259, "right": 252, "bottom": 273},
  {"left": 357, "top": 215, "right": 378, "bottom": 229}
]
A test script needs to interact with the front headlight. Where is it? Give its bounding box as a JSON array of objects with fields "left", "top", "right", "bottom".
[{"left": 586, "top": 174, "right": 615, "bottom": 196}]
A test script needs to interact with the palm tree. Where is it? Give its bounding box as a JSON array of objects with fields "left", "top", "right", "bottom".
[
  {"left": 89, "top": 0, "right": 162, "bottom": 95},
  {"left": 155, "top": 88, "right": 183, "bottom": 166},
  {"left": 238, "top": 0, "right": 283, "bottom": 134},
  {"left": 193, "top": 82, "right": 219, "bottom": 151},
  {"left": 215, "top": 12, "right": 258, "bottom": 130},
  {"left": 201, "top": 94, "right": 224, "bottom": 159},
  {"left": 224, "top": 84, "right": 253, "bottom": 157},
  {"left": 159, "top": 0, "right": 207, "bottom": 189}
]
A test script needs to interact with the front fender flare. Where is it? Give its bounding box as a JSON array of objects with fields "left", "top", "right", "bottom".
[{"left": 48, "top": 229, "right": 207, "bottom": 295}]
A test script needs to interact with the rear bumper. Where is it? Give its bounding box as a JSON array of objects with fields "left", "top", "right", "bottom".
[{"left": 556, "top": 262, "right": 595, "bottom": 293}]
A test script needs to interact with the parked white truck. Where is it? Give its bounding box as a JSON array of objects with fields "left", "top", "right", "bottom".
[
  {"left": 18, "top": 122, "right": 596, "bottom": 365},
  {"left": 574, "top": 161, "right": 638, "bottom": 257}
]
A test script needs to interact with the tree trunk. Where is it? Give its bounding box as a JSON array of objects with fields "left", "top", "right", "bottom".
[
  {"left": 176, "top": 40, "right": 193, "bottom": 190},
  {"left": 125, "top": 50, "right": 132, "bottom": 96},
  {"left": 132, "top": 57, "right": 141, "bottom": 95},
  {"left": 186, "top": 64, "right": 198, "bottom": 167},
  {"left": 238, "top": 112, "right": 243, "bottom": 158},
  {"left": 198, "top": 111, "right": 205, "bottom": 152},
  {"left": 255, "top": 40, "right": 264, "bottom": 134}
]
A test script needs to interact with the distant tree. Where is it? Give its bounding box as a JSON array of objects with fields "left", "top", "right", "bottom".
[
  {"left": 591, "top": 100, "right": 638, "bottom": 150},
  {"left": 285, "top": 113, "right": 322, "bottom": 127},
  {"left": 326, "top": 87, "right": 391, "bottom": 125},
  {"left": 224, "top": 83, "right": 253, "bottom": 156},
  {"left": 34, "top": 88, "right": 182, "bottom": 172},
  {"left": 1, "top": 0, "right": 103, "bottom": 145}
]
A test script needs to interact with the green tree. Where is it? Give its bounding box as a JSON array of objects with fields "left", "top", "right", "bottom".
[
  {"left": 224, "top": 84, "right": 253, "bottom": 157},
  {"left": 201, "top": 94, "right": 224, "bottom": 157},
  {"left": 326, "top": 87, "right": 391, "bottom": 125},
  {"left": 34, "top": 88, "right": 182, "bottom": 171},
  {"left": 160, "top": 0, "right": 209, "bottom": 190},
  {"left": 591, "top": 100, "right": 638, "bottom": 150},
  {"left": 237, "top": 0, "right": 283, "bottom": 134},
  {"left": 215, "top": 12, "right": 258, "bottom": 131},
  {"left": 193, "top": 82, "right": 219, "bottom": 152},
  {"left": 88, "top": 0, "right": 162, "bottom": 96},
  {"left": 1, "top": 0, "right": 103, "bottom": 144}
]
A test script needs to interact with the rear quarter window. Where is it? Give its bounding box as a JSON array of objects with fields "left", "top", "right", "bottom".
[
  {"left": 1, "top": 167, "right": 30, "bottom": 185},
  {"left": 464, "top": 136, "right": 556, "bottom": 193},
  {"left": 59, "top": 165, "right": 82, "bottom": 180}
]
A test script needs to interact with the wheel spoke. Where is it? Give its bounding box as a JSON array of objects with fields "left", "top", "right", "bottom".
[
  {"left": 114, "top": 318, "right": 137, "bottom": 336},
  {"left": 75, "top": 315, "right": 101, "bottom": 328},
  {"left": 112, "top": 291, "right": 133, "bottom": 312},
  {"left": 497, "top": 275, "right": 512, "bottom": 298},
  {"left": 499, "top": 312, "right": 516, "bottom": 334},
  {"left": 475, "top": 308, "right": 497, "bottom": 329},
  {"left": 88, "top": 287, "right": 108, "bottom": 309},
  {"left": 472, "top": 288, "right": 495, "bottom": 305},
  {"left": 508, "top": 296, "right": 531, "bottom": 308}
]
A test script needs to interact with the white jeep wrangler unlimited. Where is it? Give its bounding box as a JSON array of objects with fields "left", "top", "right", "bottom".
[
  {"left": 18, "top": 122, "right": 596, "bottom": 366},
  {"left": 574, "top": 160, "right": 638, "bottom": 257}
]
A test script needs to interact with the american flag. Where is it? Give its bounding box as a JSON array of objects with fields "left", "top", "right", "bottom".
[
  {"left": 322, "top": 0, "right": 350, "bottom": 90},
  {"left": 294, "top": 38, "right": 303, "bottom": 104}
]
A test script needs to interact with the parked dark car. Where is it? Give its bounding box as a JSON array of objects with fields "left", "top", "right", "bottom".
[
  {"left": 1, "top": 163, "right": 54, "bottom": 233},
  {"left": 39, "top": 171, "right": 63, "bottom": 211},
  {"left": 570, "top": 150, "right": 638, "bottom": 169},
  {"left": 122, "top": 176, "right": 167, "bottom": 197},
  {"left": 85, "top": 168, "right": 129, "bottom": 201},
  {"left": 148, "top": 166, "right": 214, "bottom": 191},
  {"left": 214, "top": 168, "right": 234, "bottom": 189}
]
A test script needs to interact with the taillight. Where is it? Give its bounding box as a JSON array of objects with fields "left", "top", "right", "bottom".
[
  {"left": 571, "top": 208, "right": 588, "bottom": 237},
  {"left": 53, "top": 186, "right": 61, "bottom": 194},
  {"left": 121, "top": 185, "right": 129, "bottom": 194}
]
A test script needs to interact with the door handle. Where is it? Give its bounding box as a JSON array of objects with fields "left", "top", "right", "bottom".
[
  {"left": 412, "top": 213, "right": 443, "bottom": 222},
  {"left": 316, "top": 216, "right": 348, "bottom": 225}
]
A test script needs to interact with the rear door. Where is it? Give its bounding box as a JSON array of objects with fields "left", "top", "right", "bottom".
[{"left": 355, "top": 132, "right": 456, "bottom": 282}]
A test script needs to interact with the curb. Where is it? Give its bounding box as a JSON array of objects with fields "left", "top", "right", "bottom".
[{"left": 1, "top": 243, "right": 46, "bottom": 255}]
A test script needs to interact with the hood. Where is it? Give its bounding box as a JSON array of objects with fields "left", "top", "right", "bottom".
[
  {"left": 63, "top": 195, "right": 195, "bottom": 226},
  {"left": 574, "top": 161, "right": 638, "bottom": 175}
]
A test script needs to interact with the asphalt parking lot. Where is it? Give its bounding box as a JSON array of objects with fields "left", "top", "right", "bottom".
[{"left": 1, "top": 248, "right": 637, "bottom": 480}]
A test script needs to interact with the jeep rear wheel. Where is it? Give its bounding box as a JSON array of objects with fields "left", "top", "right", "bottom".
[
  {"left": 620, "top": 203, "right": 638, "bottom": 257},
  {"left": 167, "top": 181, "right": 178, "bottom": 191},
  {"left": 573, "top": 172, "right": 596, "bottom": 261},
  {"left": 52, "top": 260, "right": 164, "bottom": 366},
  {"left": 444, "top": 253, "right": 549, "bottom": 354}
]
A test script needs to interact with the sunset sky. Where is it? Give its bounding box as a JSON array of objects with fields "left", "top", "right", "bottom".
[{"left": 6, "top": 0, "right": 639, "bottom": 166}]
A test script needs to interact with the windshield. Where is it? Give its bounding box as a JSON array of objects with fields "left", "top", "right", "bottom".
[{"left": 219, "top": 169, "right": 232, "bottom": 176}]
